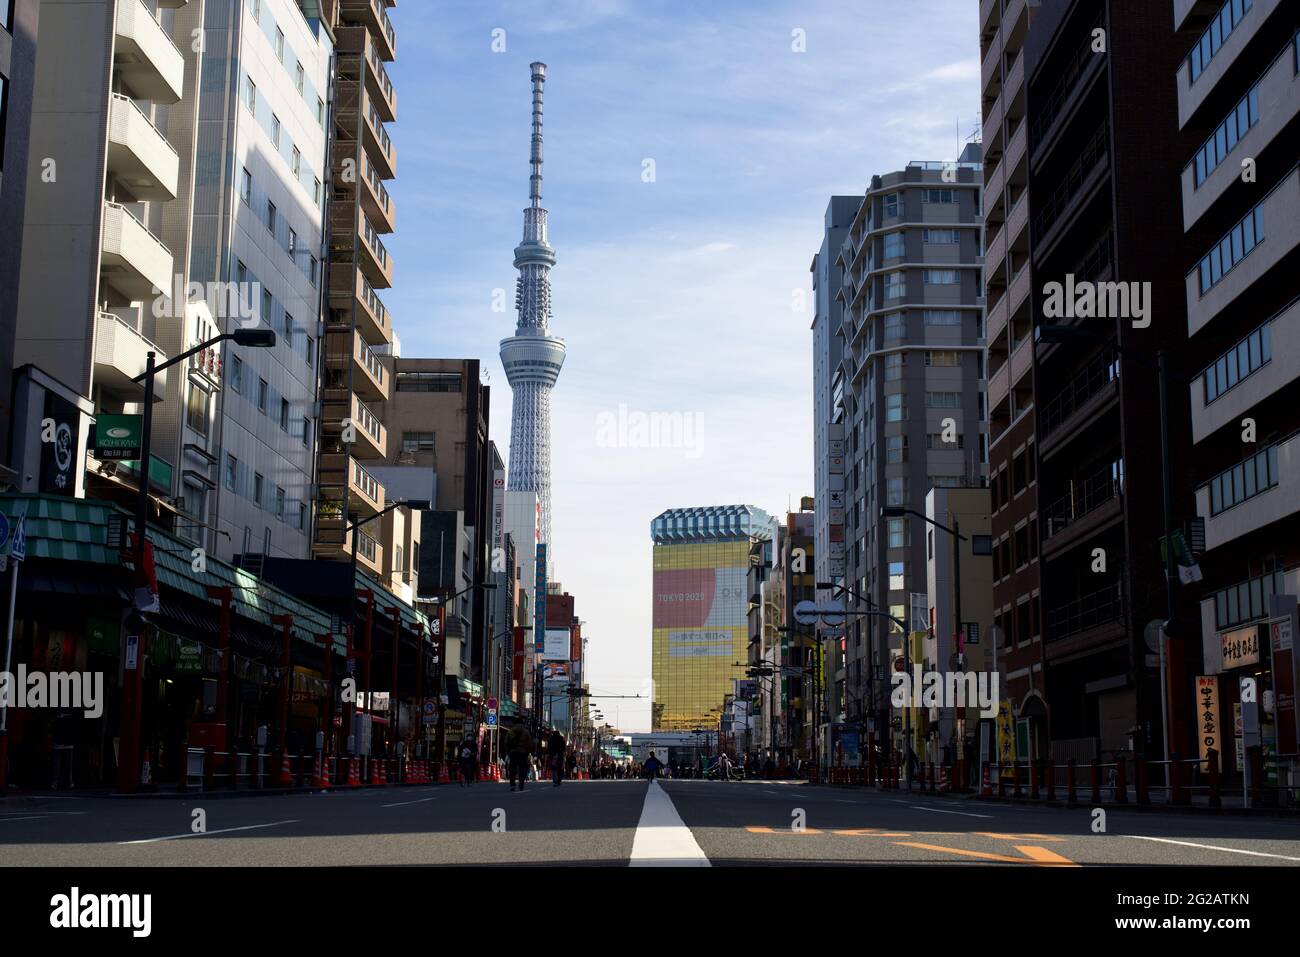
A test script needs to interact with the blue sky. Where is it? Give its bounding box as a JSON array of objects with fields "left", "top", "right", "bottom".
[{"left": 385, "top": 0, "right": 980, "bottom": 731}]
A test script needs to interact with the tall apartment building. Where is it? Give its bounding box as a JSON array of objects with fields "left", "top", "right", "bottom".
[
  {"left": 311, "top": 0, "right": 398, "bottom": 572},
  {"left": 979, "top": 0, "right": 1044, "bottom": 746},
  {"left": 0, "top": 0, "right": 39, "bottom": 484},
  {"left": 811, "top": 195, "right": 858, "bottom": 732},
  {"left": 1174, "top": 1, "right": 1300, "bottom": 765},
  {"left": 832, "top": 149, "right": 988, "bottom": 753},
  {"left": 186, "top": 0, "right": 333, "bottom": 563},
  {"left": 1021, "top": 1, "right": 1200, "bottom": 763},
  {"left": 12, "top": 0, "right": 208, "bottom": 522}
]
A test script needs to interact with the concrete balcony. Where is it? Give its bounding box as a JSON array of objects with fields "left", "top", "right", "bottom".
[
  {"left": 1196, "top": 433, "right": 1298, "bottom": 551},
  {"left": 1191, "top": 297, "right": 1299, "bottom": 443},
  {"left": 1005, "top": 191, "right": 1030, "bottom": 249},
  {"left": 93, "top": 311, "right": 168, "bottom": 401},
  {"left": 1185, "top": 165, "right": 1299, "bottom": 337},
  {"left": 314, "top": 516, "right": 384, "bottom": 575},
  {"left": 985, "top": 288, "right": 1009, "bottom": 344},
  {"left": 107, "top": 94, "right": 179, "bottom": 201},
  {"left": 326, "top": 329, "right": 390, "bottom": 402},
  {"left": 329, "top": 203, "right": 394, "bottom": 289},
  {"left": 338, "top": 26, "right": 397, "bottom": 122},
  {"left": 341, "top": 0, "right": 396, "bottom": 62},
  {"left": 980, "top": 0, "right": 1000, "bottom": 37},
  {"left": 984, "top": 89, "right": 1005, "bottom": 153},
  {"left": 1181, "top": 41, "right": 1299, "bottom": 229},
  {"left": 341, "top": 393, "right": 387, "bottom": 460},
  {"left": 362, "top": 91, "right": 396, "bottom": 180},
  {"left": 100, "top": 201, "right": 174, "bottom": 301},
  {"left": 984, "top": 154, "right": 1007, "bottom": 219},
  {"left": 1007, "top": 258, "right": 1033, "bottom": 315},
  {"left": 1009, "top": 333, "right": 1032, "bottom": 384},
  {"left": 361, "top": 155, "right": 395, "bottom": 233},
  {"left": 981, "top": 28, "right": 1002, "bottom": 100},
  {"left": 1004, "top": 43, "right": 1025, "bottom": 97},
  {"left": 1177, "top": 0, "right": 1281, "bottom": 129},
  {"left": 989, "top": 358, "right": 1010, "bottom": 410},
  {"left": 329, "top": 266, "right": 392, "bottom": 346},
  {"left": 318, "top": 452, "right": 386, "bottom": 519},
  {"left": 114, "top": 0, "right": 185, "bottom": 104},
  {"left": 1004, "top": 116, "right": 1027, "bottom": 176}
]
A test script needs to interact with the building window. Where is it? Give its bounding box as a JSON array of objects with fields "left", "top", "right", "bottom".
[
  {"left": 230, "top": 355, "right": 243, "bottom": 394},
  {"left": 262, "top": 287, "right": 273, "bottom": 321},
  {"left": 885, "top": 393, "right": 905, "bottom": 422},
  {"left": 317, "top": 97, "right": 325, "bottom": 127},
  {"left": 921, "top": 188, "right": 955, "bottom": 203},
  {"left": 923, "top": 269, "right": 960, "bottom": 285},
  {"left": 280, "top": 398, "right": 290, "bottom": 432},
  {"left": 275, "top": 28, "right": 285, "bottom": 62},
  {"left": 396, "top": 372, "right": 462, "bottom": 393},
  {"left": 926, "top": 432, "right": 963, "bottom": 449},
  {"left": 925, "top": 350, "right": 960, "bottom": 367},
  {"left": 275, "top": 486, "right": 286, "bottom": 520},
  {"left": 288, "top": 228, "right": 298, "bottom": 260},
  {"left": 883, "top": 231, "right": 905, "bottom": 258},
  {"left": 923, "top": 228, "right": 958, "bottom": 244},
  {"left": 1214, "top": 567, "right": 1282, "bottom": 630},
  {"left": 885, "top": 353, "right": 904, "bottom": 381},
  {"left": 313, "top": 178, "right": 322, "bottom": 208},
  {"left": 186, "top": 384, "right": 210, "bottom": 436},
  {"left": 1204, "top": 321, "right": 1271, "bottom": 404},
  {"left": 1198, "top": 200, "right": 1265, "bottom": 295},
  {"left": 253, "top": 473, "right": 264, "bottom": 508},
  {"left": 402, "top": 431, "right": 436, "bottom": 453},
  {"left": 295, "top": 62, "right": 305, "bottom": 95},
  {"left": 926, "top": 391, "right": 961, "bottom": 408},
  {"left": 298, "top": 503, "right": 308, "bottom": 531},
  {"left": 291, "top": 147, "right": 301, "bottom": 179},
  {"left": 1194, "top": 83, "right": 1260, "bottom": 187},
  {"left": 923, "top": 309, "right": 961, "bottom": 326},
  {"left": 1189, "top": 0, "right": 1254, "bottom": 82},
  {"left": 883, "top": 272, "right": 906, "bottom": 299},
  {"left": 271, "top": 114, "right": 281, "bottom": 149},
  {"left": 302, "top": 416, "right": 312, "bottom": 446},
  {"left": 882, "top": 192, "right": 900, "bottom": 217},
  {"left": 305, "top": 336, "right": 315, "bottom": 369},
  {"left": 251, "top": 0, "right": 260, "bottom": 24},
  {"left": 246, "top": 77, "right": 257, "bottom": 113},
  {"left": 1208, "top": 444, "right": 1279, "bottom": 515},
  {"left": 888, "top": 561, "right": 905, "bottom": 592},
  {"left": 257, "top": 378, "right": 268, "bottom": 414},
  {"left": 885, "top": 435, "right": 907, "bottom": 463},
  {"left": 886, "top": 476, "right": 907, "bottom": 507},
  {"left": 225, "top": 455, "right": 238, "bottom": 492},
  {"left": 883, "top": 312, "right": 905, "bottom": 339},
  {"left": 266, "top": 200, "right": 277, "bottom": 235},
  {"left": 309, "top": 256, "right": 319, "bottom": 287},
  {"left": 240, "top": 167, "right": 252, "bottom": 204}
]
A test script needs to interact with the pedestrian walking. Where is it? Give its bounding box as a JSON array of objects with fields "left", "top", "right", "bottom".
[
  {"left": 505, "top": 718, "right": 533, "bottom": 792},
  {"left": 548, "top": 729, "right": 567, "bottom": 787},
  {"left": 458, "top": 736, "right": 478, "bottom": 786}
]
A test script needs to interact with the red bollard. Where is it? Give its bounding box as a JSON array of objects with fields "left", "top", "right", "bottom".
[
  {"left": 1171, "top": 752, "right": 1189, "bottom": 806},
  {"left": 1067, "top": 759, "right": 1077, "bottom": 804},
  {"left": 1135, "top": 757, "right": 1149, "bottom": 805},
  {"left": 1114, "top": 756, "right": 1128, "bottom": 804},
  {"left": 1248, "top": 748, "right": 1263, "bottom": 807},
  {"left": 981, "top": 761, "right": 992, "bottom": 797},
  {"left": 926, "top": 762, "right": 934, "bottom": 792},
  {"left": 997, "top": 763, "right": 1007, "bottom": 798},
  {"left": 1207, "top": 748, "right": 1221, "bottom": 808},
  {"left": 1012, "top": 760, "right": 1022, "bottom": 798},
  {"left": 1029, "top": 759, "right": 1040, "bottom": 800},
  {"left": 1090, "top": 758, "right": 1101, "bottom": 804},
  {"left": 1046, "top": 761, "right": 1057, "bottom": 802}
]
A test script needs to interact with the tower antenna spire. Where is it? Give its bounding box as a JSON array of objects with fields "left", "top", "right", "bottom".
[{"left": 529, "top": 61, "right": 545, "bottom": 209}]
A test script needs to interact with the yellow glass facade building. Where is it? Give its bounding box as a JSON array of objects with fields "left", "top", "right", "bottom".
[{"left": 650, "top": 506, "right": 769, "bottom": 732}]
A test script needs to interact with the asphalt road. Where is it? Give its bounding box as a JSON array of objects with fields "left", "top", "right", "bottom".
[{"left": 2, "top": 780, "right": 1299, "bottom": 866}]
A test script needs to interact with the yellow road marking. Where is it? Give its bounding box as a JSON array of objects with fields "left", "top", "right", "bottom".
[
  {"left": 744, "top": 826, "right": 824, "bottom": 834},
  {"left": 832, "top": 829, "right": 914, "bottom": 837},
  {"left": 895, "top": 841, "right": 1077, "bottom": 866},
  {"left": 973, "top": 832, "right": 1067, "bottom": 843}
]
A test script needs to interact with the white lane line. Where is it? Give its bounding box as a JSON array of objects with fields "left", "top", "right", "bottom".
[
  {"left": 0, "top": 816, "right": 50, "bottom": 823},
  {"left": 1126, "top": 835, "right": 1300, "bottom": 862},
  {"left": 891, "top": 801, "right": 995, "bottom": 819},
  {"left": 630, "top": 780, "right": 710, "bottom": 867},
  {"left": 119, "top": 819, "right": 300, "bottom": 845},
  {"left": 381, "top": 797, "right": 438, "bottom": 808}
]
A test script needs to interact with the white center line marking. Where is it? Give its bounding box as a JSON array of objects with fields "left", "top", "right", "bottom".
[
  {"left": 381, "top": 797, "right": 438, "bottom": 808},
  {"left": 1126, "top": 835, "right": 1300, "bottom": 862},
  {"left": 119, "top": 819, "right": 300, "bottom": 845},
  {"left": 0, "top": 815, "right": 49, "bottom": 822},
  {"left": 892, "top": 802, "right": 995, "bottom": 819},
  {"left": 630, "top": 780, "right": 710, "bottom": 867}
]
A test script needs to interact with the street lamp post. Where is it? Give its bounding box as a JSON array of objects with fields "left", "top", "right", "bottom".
[{"left": 118, "top": 328, "right": 277, "bottom": 792}]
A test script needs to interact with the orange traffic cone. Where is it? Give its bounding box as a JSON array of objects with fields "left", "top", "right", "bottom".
[
  {"left": 347, "top": 757, "right": 361, "bottom": 787},
  {"left": 437, "top": 762, "right": 449, "bottom": 785},
  {"left": 312, "top": 754, "right": 328, "bottom": 789},
  {"left": 278, "top": 751, "right": 293, "bottom": 788}
]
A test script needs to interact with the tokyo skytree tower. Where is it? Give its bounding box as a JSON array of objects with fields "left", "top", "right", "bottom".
[{"left": 500, "top": 62, "right": 566, "bottom": 546}]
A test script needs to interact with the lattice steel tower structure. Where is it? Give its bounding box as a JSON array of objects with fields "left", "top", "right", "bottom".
[{"left": 501, "top": 61, "right": 566, "bottom": 546}]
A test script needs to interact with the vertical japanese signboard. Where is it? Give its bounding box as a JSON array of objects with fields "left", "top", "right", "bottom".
[
  {"left": 1197, "top": 676, "right": 1220, "bottom": 771},
  {"left": 534, "top": 543, "right": 547, "bottom": 654}
]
